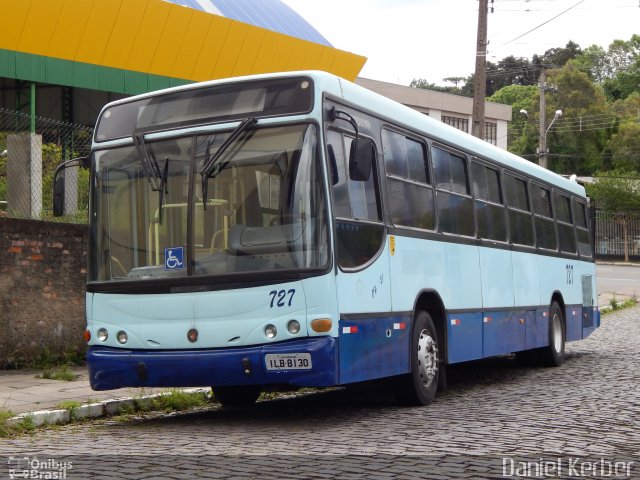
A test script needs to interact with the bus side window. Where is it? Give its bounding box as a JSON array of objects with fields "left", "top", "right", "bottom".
[
  {"left": 471, "top": 161, "right": 507, "bottom": 242},
  {"left": 573, "top": 198, "right": 592, "bottom": 257},
  {"left": 432, "top": 146, "right": 474, "bottom": 236},
  {"left": 531, "top": 183, "right": 557, "bottom": 251},
  {"left": 553, "top": 192, "right": 577, "bottom": 254},
  {"left": 504, "top": 173, "right": 534, "bottom": 247},
  {"left": 327, "top": 129, "right": 384, "bottom": 269},
  {"left": 382, "top": 129, "right": 434, "bottom": 230}
]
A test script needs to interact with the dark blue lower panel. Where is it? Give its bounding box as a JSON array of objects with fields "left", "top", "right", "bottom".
[
  {"left": 447, "top": 304, "right": 591, "bottom": 364},
  {"left": 88, "top": 337, "right": 338, "bottom": 391},
  {"left": 447, "top": 313, "right": 483, "bottom": 363},
  {"left": 339, "top": 315, "right": 412, "bottom": 384}
]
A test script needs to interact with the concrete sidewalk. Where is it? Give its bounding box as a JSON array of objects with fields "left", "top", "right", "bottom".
[{"left": 0, "top": 366, "right": 202, "bottom": 427}]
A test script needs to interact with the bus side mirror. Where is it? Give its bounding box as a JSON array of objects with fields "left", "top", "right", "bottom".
[
  {"left": 349, "top": 138, "right": 374, "bottom": 181},
  {"left": 52, "top": 156, "right": 89, "bottom": 217}
]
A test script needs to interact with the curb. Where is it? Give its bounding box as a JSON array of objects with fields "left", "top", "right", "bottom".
[{"left": 6, "top": 388, "right": 210, "bottom": 428}]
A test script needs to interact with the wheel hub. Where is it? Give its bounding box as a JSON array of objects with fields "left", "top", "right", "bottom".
[{"left": 417, "top": 329, "right": 438, "bottom": 388}]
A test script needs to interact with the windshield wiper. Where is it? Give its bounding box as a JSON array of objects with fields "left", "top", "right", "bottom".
[
  {"left": 157, "top": 157, "right": 169, "bottom": 224},
  {"left": 200, "top": 117, "right": 257, "bottom": 208},
  {"left": 132, "top": 132, "right": 170, "bottom": 223},
  {"left": 132, "top": 132, "right": 162, "bottom": 191}
]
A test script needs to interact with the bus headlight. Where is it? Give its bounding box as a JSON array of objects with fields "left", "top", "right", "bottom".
[
  {"left": 287, "top": 320, "right": 301, "bottom": 335},
  {"left": 264, "top": 324, "right": 277, "bottom": 339},
  {"left": 97, "top": 328, "right": 108, "bottom": 342},
  {"left": 117, "top": 331, "right": 128, "bottom": 344}
]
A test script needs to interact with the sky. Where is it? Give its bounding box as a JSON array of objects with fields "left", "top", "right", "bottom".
[{"left": 281, "top": 0, "right": 640, "bottom": 86}]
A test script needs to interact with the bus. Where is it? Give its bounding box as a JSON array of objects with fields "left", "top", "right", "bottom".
[{"left": 63, "top": 71, "right": 599, "bottom": 407}]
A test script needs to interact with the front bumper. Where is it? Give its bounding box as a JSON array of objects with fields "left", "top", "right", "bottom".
[{"left": 88, "top": 337, "right": 337, "bottom": 391}]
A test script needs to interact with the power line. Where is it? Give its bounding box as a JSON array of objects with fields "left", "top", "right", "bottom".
[{"left": 499, "top": 0, "right": 585, "bottom": 47}]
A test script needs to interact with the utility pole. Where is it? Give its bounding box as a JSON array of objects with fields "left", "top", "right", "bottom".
[
  {"left": 472, "top": 0, "right": 489, "bottom": 140},
  {"left": 538, "top": 68, "right": 547, "bottom": 168}
]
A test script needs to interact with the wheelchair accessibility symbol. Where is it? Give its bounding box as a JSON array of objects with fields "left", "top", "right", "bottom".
[{"left": 164, "top": 247, "right": 184, "bottom": 271}]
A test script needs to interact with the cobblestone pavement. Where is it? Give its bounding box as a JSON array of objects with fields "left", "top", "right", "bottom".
[{"left": 2, "top": 307, "right": 639, "bottom": 479}]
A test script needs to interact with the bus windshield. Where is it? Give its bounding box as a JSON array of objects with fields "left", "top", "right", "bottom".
[{"left": 89, "top": 123, "right": 329, "bottom": 283}]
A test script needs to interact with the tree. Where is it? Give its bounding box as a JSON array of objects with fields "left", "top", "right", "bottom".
[
  {"left": 544, "top": 64, "right": 611, "bottom": 174},
  {"left": 536, "top": 41, "right": 582, "bottom": 69},
  {"left": 488, "top": 85, "right": 537, "bottom": 157},
  {"left": 409, "top": 78, "right": 462, "bottom": 95},
  {"left": 442, "top": 76, "right": 465, "bottom": 87},
  {"left": 587, "top": 170, "right": 640, "bottom": 262}
]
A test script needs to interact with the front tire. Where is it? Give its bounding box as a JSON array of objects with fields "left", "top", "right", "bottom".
[
  {"left": 396, "top": 311, "right": 440, "bottom": 406},
  {"left": 212, "top": 385, "right": 261, "bottom": 407}
]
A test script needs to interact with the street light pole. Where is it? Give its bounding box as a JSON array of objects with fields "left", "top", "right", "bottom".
[
  {"left": 538, "top": 69, "right": 547, "bottom": 167},
  {"left": 520, "top": 106, "right": 562, "bottom": 169},
  {"left": 539, "top": 109, "right": 562, "bottom": 169}
]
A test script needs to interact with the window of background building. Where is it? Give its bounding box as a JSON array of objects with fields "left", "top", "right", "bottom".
[
  {"left": 485, "top": 122, "right": 497, "bottom": 145},
  {"left": 442, "top": 115, "right": 469, "bottom": 133}
]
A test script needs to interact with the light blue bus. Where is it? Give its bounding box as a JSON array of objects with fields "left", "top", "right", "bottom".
[{"left": 76, "top": 71, "right": 598, "bottom": 406}]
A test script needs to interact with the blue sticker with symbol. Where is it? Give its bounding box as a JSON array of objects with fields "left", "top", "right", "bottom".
[{"left": 164, "top": 247, "right": 184, "bottom": 271}]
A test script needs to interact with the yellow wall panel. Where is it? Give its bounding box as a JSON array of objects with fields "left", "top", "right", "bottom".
[
  {"left": 330, "top": 52, "right": 367, "bottom": 81},
  {"left": 101, "top": 0, "right": 149, "bottom": 68},
  {"left": 264, "top": 35, "right": 293, "bottom": 73},
  {"left": 75, "top": 0, "right": 124, "bottom": 65},
  {"left": 316, "top": 46, "right": 339, "bottom": 74},
  {"left": 191, "top": 16, "right": 232, "bottom": 81},
  {"left": 148, "top": 4, "right": 194, "bottom": 77},
  {"left": 47, "top": 0, "right": 95, "bottom": 60},
  {"left": 126, "top": 0, "right": 172, "bottom": 72},
  {"left": 172, "top": 12, "right": 213, "bottom": 80},
  {"left": 250, "top": 32, "right": 281, "bottom": 75},
  {"left": 285, "top": 41, "right": 308, "bottom": 72},
  {"left": 18, "top": 0, "right": 64, "bottom": 55},
  {"left": 0, "top": 0, "right": 33, "bottom": 51},
  {"left": 231, "top": 28, "right": 266, "bottom": 78},
  {"left": 211, "top": 21, "right": 250, "bottom": 80},
  {"left": 300, "top": 43, "right": 330, "bottom": 72}
]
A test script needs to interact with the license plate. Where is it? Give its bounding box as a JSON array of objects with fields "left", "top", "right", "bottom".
[{"left": 265, "top": 353, "right": 312, "bottom": 371}]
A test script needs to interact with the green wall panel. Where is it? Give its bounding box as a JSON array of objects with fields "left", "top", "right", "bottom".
[
  {"left": 0, "top": 49, "right": 191, "bottom": 95},
  {"left": 0, "top": 50, "right": 16, "bottom": 78},
  {"left": 45, "top": 57, "right": 75, "bottom": 86},
  {"left": 15, "top": 53, "right": 46, "bottom": 81}
]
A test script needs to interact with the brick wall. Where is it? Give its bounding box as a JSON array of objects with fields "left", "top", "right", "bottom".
[{"left": 0, "top": 218, "right": 87, "bottom": 366}]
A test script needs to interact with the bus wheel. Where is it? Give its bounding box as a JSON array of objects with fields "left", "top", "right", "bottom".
[
  {"left": 212, "top": 385, "right": 261, "bottom": 407},
  {"left": 540, "top": 301, "right": 566, "bottom": 367},
  {"left": 396, "top": 311, "right": 439, "bottom": 406}
]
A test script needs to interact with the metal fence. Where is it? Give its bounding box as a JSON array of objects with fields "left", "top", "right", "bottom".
[
  {"left": 0, "top": 108, "right": 92, "bottom": 223},
  {"left": 594, "top": 207, "right": 640, "bottom": 260}
]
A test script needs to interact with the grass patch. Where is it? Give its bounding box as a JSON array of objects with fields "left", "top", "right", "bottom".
[
  {"left": 37, "top": 365, "right": 78, "bottom": 382},
  {"left": 149, "top": 390, "right": 210, "bottom": 412},
  {"left": 0, "top": 409, "right": 14, "bottom": 437},
  {"left": 56, "top": 400, "right": 81, "bottom": 421},
  {"left": 602, "top": 295, "right": 639, "bottom": 315},
  {"left": 0, "top": 410, "right": 36, "bottom": 438}
]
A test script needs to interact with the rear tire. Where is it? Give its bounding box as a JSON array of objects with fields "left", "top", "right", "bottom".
[
  {"left": 212, "top": 385, "right": 261, "bottom": 407},
  {"left": 539, "top": 301, "right": 565, "bottom": 367},
  {"left": 396, "top": 311, "right": 440, "bottom": 406}
]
